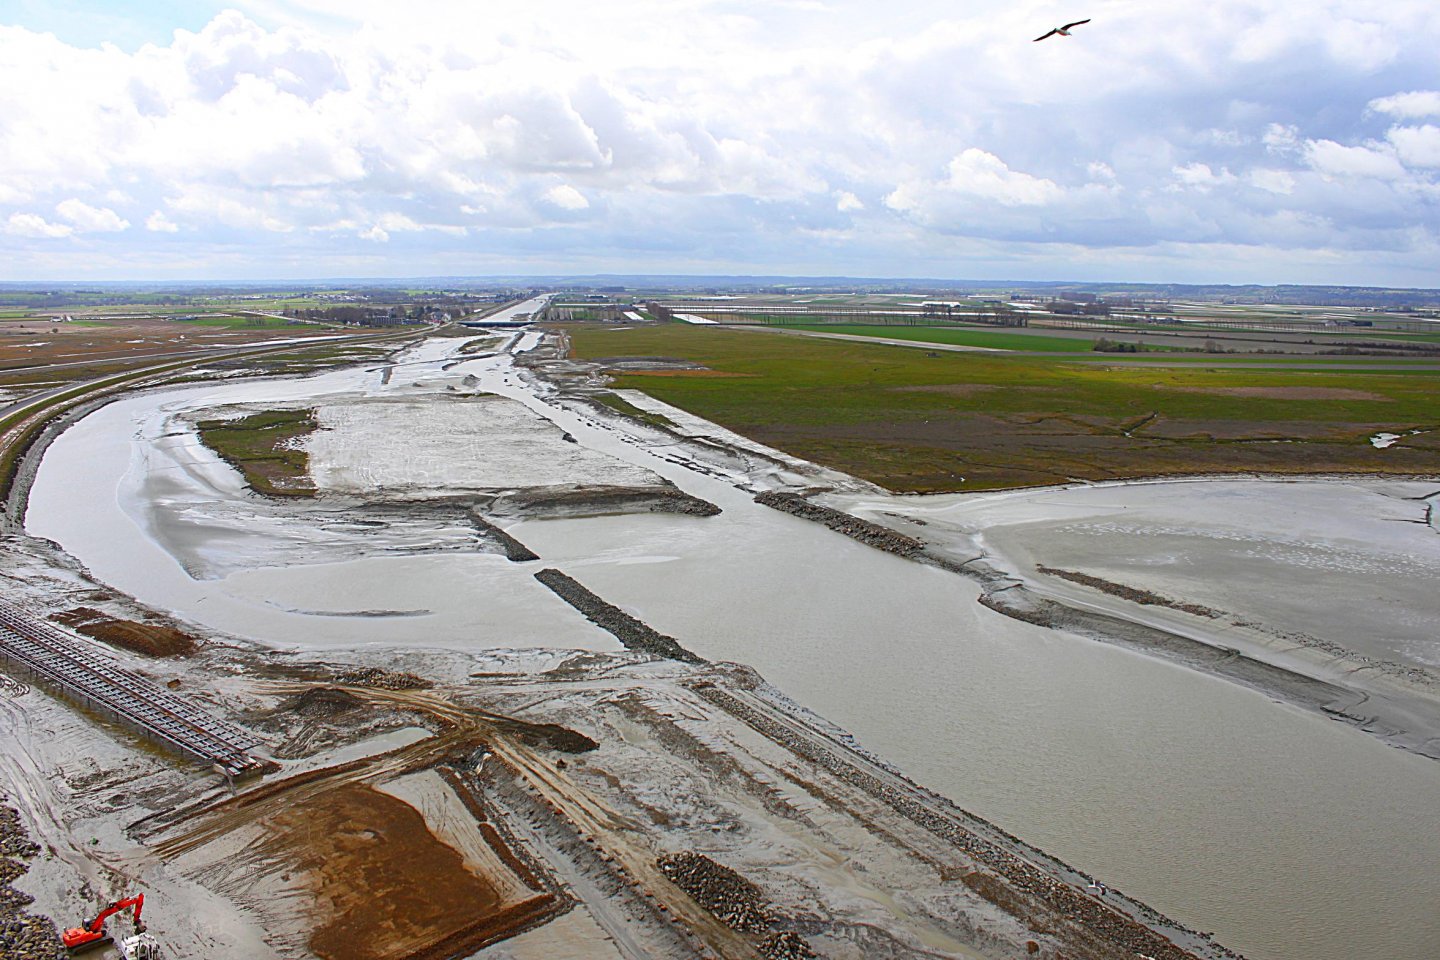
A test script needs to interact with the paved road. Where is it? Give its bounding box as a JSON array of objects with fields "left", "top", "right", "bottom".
[{"left": 716, "top": 323, "right": 1001, "bottom": 352}]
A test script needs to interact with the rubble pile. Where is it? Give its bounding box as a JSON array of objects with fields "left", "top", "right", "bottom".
[
  {"left": 656, "top": 852, "right": 772, "bottom": 933},
  {"left": 759, "top": 931, "right": 819, "bottom": 959},
  {"left": 534, "top": 569, "right": 704, "bottom": 663},
  {"left": 282, "top": 686, "right": 365, "bottom": 718},
  {"left": 0, "top": 795, "right": 64, "bottom": 960},
  {"left": 754, "top": 492, "right": 924, "bottom": 558},
  {"left": 335, "top": 667, "right": 432, "bottom": 690}
]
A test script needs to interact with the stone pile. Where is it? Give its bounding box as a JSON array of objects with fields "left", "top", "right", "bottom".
[
  {"left": 759, "top": 931, "right": 818, "bottom": 959},
  {"left": 336, "top": 666, "right": 432, "bottom": 690},
  {"left": 656, "top": 852, "right": 771, "bottom": 933},
  {"left": 754, "top": 493, "right": 924, "bottom": 558},
  {"left": 0, "top": 795, "right": 64, "bottom": 960}
]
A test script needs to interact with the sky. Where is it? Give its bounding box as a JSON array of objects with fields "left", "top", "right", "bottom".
[{"left": 0, "top": 0, "right": 1438, "bottom": 285}]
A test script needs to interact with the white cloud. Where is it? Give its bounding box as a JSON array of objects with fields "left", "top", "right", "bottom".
[
  {"left": 0, "top": 2, "right": 1438, "bottom": 282},
  {"left": 56, "top": 199, "right": 129, "bottom": 232},
  {"left": 1248, "top": 169, "right": 1296, "bottom": 194},
  {"left": 1262, "top": 123, "right": 1301, "bottom": 155},
  {"left": 542, "top": 184, "right": 590, "bottom": 211},
  {"left": 145, "top": 211, "right": 180, "bottom": 232},
  {"left": 1305, "top": 140, "right": 1407, "bottom": 180},
  {"left": 1087, "top": 162, "right": 1116, "bottom": 182},
  {"left": 1369, "top": 90, "right": 1440, "bottom": 119},
  {"left": 888, "top": 149, "right": 1061, "bottom": 215},
  {"left": 1173, "top": 163, "right": 1236, "bottom": 190},
  {"left": 1387, "top": 125, "right": 1440, "bottom": 167},
  {"left": 4, "top": 213, "right": 74, "bottom": 238}
]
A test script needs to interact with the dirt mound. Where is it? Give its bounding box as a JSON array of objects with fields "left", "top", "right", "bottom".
[
  {"left": 498, "top": 719, "right": 598, "bottom": 754},
  {"left": 52, "top": 607, "right": 197, "bottom": 657},
  {"left": 281, "top": 686, "right": 366, "bottom": 718}
]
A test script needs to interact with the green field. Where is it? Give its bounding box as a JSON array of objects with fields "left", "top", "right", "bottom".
[
  {"left": 194, "top": 409, "right": 318, "bottom": 497},
  {"left": 567, "top": 324, "right": 1440, "bottom": 492}
]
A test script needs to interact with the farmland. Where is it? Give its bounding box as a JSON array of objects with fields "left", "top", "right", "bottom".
[{"left": 567, "top": 323, "right": 1440, "bottom": 491}]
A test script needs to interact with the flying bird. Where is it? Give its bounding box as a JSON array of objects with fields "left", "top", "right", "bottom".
[{"left": 1034, "top": 19, "right": 1090, "bottom": 42}]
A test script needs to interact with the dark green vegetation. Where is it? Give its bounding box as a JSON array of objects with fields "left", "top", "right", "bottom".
[
  {"left": 567, "top": 324, "right": 1440, "bottom": 492},
  {"left": 195, "top": 409, "right": 319, "bottom": 497},
  {"left": 788, "top": 324, "right": 1095, "bottom": 352}
]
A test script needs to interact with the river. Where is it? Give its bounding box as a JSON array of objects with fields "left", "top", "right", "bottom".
[{"left": 24, "top": 326, "right": 1440, "bottom": 960}]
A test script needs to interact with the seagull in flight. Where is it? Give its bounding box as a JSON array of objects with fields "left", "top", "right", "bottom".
[{"left": 1034, "top": 19, "right": 1090, "bottom": 42}]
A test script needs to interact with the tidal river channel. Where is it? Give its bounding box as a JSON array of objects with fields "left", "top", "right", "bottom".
[{"left": 25, "top": 326, "right": 1440, "bottom": 960}]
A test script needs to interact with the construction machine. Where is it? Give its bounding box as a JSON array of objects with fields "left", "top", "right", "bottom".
[{"left": 61, "top": 893, "right": 162, "bottom": 959}]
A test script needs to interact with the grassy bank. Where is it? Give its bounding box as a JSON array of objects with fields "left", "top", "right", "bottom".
[
  {"left": 195, "top": 408, "right": 319, "bottom": 497},
  {"left": 567, "top": 324, "right": 1440, "bottom": 492}
]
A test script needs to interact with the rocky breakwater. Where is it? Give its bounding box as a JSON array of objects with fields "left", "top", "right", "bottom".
[
  {"left": 488, "top": 483, "right": 721, "bottom": 521},
  {"left": 754, "top": 492, "right": 924, "bottom": 558},
  {"left": 469, "top": 511, "right": 541, "bottom": 562},
  {"left": 534, "top": 569, "right": 705, "bottom": 664},
  {"left": 0, "top": 793, "right": 64, "bottom": 960},
  {"left": 693, "top": 685, "right": 1242, "bottom": 960}
]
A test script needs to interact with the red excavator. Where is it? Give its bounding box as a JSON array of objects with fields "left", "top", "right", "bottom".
[{"left": 62, "top": 893, "right": 162, "bottom": 959}]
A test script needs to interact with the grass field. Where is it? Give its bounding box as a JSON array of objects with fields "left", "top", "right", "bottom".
[
  {"left": 566, "top": 324, "right": 1440, "bottom": 491},
  {"left": 195, "top": 409, "right": 318, "bottom": 497}
]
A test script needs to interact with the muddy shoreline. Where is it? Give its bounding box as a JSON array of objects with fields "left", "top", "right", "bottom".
[{"left": 768, "top": 487, "right": 1440, "bottom": 763}]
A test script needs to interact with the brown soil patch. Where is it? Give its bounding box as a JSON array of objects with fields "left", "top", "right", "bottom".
[
  {"left": 52, "top": 607, "right": 197, "bottom": 656},
  {"left": 1167, "top": 386, "right": 1390, "bottom": 401},
  {"left": 266, "top": 783, "right": 509, "bottom": 960}
]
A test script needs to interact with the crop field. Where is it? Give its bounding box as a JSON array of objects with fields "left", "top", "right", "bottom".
[{"left": 567, "top": 324, "right": 1440, "bottom": 491}]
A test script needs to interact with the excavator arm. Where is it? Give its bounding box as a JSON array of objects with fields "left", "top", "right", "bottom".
[{"left": 62, "top": 893, "right": 145, "bottom": 952}]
